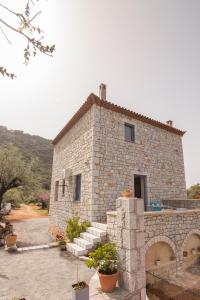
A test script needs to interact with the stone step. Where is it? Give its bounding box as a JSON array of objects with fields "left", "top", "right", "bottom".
[
  {"left": 80, "top": 232, "right": 100, "bottom": 244},
  {"left": 87, "top": 227, "right": 107, "bottom": 238},
  {"left": 66, "top": 243, "right": 87, "bottom": 256},
  {"left": 74, "top": 237, "right": 93, "bottom": 250},
  {"left": 92, "top": 222, "right": 107, "bottom": 231}
]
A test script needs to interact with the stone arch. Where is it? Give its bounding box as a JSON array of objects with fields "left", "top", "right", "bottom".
[
  {"left": 144, "top": 235, "right": 179, "bottom": 274},
  {"left": 144, "top": 235, "right": 177, "bottom": 258},
  {"left": 180, "top": 229, "right": 200, "bottom": 257}
]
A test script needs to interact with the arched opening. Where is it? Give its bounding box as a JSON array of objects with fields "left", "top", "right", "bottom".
[
  {"left": 146, "top": 241, "right": 175, "bottom": 270},
  {"left": 183, "top": 233, "right": 200, "bottom": 257}
]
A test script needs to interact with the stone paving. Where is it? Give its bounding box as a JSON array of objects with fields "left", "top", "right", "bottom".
[
  {"left": 0, "top": 218, "right": 147, "bottom": 299},
  {"left": 12, "top": 218, "right": 53, "bottom": 247},
  {"left": 0, "top": 247, "right": 95, "bottom": 300}
]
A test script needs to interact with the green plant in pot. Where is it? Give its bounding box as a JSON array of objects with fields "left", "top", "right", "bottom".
[{"left": 86, "top": 242, "right": 118, "bottom": 293}]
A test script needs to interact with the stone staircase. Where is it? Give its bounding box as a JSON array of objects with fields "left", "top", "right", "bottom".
[{"left": 67, "top": 222, "right": 107, "bottom": 257}]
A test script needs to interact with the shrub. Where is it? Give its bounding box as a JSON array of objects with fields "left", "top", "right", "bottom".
[
  {"left": 37, "top": 192, "right": 50, "bottom": 209},
  {"left": 66, "top": 217, "right": 91, "bottom": 242},
  {"left": 86, "top": 242, "right": 118, "bottom": 275},
  {"left": 3, "top": 189, "right": 23, "bottom": 209}
]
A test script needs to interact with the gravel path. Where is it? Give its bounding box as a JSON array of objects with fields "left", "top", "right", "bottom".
[
  {"left": 0, "top": 247, "right": 94, "bottom": 300},
  {"left": 12, "top": 218, "right": 54, "bottom": 247}
]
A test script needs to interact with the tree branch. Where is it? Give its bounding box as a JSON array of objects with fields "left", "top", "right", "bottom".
[{"left": 0, "top": 1, "right": 55, "bottom": 78}]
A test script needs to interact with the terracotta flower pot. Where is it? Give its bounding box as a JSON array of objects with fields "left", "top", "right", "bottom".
[
  {"left": 122, "top": 191, "right": 133, "bottom": 198},
  {"left": 5, "top": 234, "right": 17, "bottom": 247},
  {"left": 98, "top": 271, "right": 118, "bottom": 293}
]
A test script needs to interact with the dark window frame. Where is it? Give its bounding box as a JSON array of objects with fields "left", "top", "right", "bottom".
[
  {"left": 74, "top": 174, "right": 81, "bottom": 202},
  {"left": 62, "top": 179, "right": 65, "bottom": 197},
  {"left": 125, "top": 123, "right": 135, "bottom": 142},
  {"left": 54, "top": 180, "right": 59, "bottom": 201}
]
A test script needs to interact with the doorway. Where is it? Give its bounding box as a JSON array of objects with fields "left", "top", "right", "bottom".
[{"left": 134, "top": 175, "right": 148, "bottom": 211}]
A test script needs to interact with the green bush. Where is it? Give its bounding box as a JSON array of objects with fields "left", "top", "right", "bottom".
[
  {"left": 3, "top": 189, "right": 23, "bottom": 209},
  {"left": 66, "top": 217, "right": 91, "bottom": 242},
  {"left": 86, "top": 242, "right": 118, "bottom": 275}
]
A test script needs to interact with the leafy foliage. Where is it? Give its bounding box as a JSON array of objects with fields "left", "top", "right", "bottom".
[
  {"left": 66, "top": 217, "right": 91, "bottom": 242},
  {"left": 187, "top": 184, "right": 200, "bottom": 199},
  {"left": 86, "top": 243, "right": 118, "bottom": 275},
  {"left": 0, "top": 125, "right": 53, "bottom": 191},
  {"left": 36, "top": 192, "right": 50, "bottom": 209},
  {"left": 3, "top": 188, "right": 23, "bottom": 209},
  {"left": 0, "top": 144, "right": 37, "bottom": 208}
]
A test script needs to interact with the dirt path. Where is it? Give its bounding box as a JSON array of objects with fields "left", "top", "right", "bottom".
[{"left": 6, "top": 204, "right": 48, "bottom": 221}]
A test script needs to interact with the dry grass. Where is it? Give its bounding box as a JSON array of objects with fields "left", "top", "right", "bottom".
[{"left": 6, "top": 204, "right": 48, "bottom": 221}]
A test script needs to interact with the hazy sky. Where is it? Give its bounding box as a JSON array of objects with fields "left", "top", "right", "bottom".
[{"left": 0, "top": 0, "right": 200, "bottom": 187}]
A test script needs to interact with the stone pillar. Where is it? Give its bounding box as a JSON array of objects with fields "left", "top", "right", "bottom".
[{"left": 116, "top": 197, "right": 146, "bottom": 300}]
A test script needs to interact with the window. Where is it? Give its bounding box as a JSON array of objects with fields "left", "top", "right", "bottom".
[
  {"left": 74, "top": 174, "right": 81, "bottom": 201},
  {"left": 54, "top": 181, "right": 59, "bottom": 201},
  {"left": 125, "top": 123, "right": 135, "bottom": 142},
  {"left": 62, "top": 180, "right": 65, "bottom": 197}
]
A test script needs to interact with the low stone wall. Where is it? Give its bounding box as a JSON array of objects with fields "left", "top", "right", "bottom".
[
  {"left": 107, "top": 211, "right": 117, "bottom": 243},
  {"left": 162, "top": 199, "right": 200, "bottom": 209},
  {"left": 144, "top": 209, "right": 200, "bottom": 268},
  {"left": 107, "top": 207, "right": 200, "bottom": 272},
  {"left": 146, "top": 260, "right": 177, "bottom": 284}
]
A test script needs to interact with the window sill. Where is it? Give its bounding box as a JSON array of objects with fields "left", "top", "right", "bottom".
[{"left": 125, "top": 139, "right": 135, "bottom": 144}]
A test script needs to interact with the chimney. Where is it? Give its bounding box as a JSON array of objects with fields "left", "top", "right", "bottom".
[
  {"left": 99, "top": 83, "right": 106, "bottom": 100},
  {"left": 166, "top": 120, "right": 173, "bottom": 127}
]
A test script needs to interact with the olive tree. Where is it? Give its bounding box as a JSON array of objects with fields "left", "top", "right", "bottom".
[
  {"left": 0, "top": 145, "right": 36, "bottom": 209},
  {"left": 0, "top": 0, "right": 55, "bottom": 78}
]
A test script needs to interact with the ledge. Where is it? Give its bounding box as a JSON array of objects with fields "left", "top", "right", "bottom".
[
  {"left": 107, "top": 211, "right": 117, "bottom": 216},
  {"left": 144, "top": 209, "right": 200, "bottom": 217}
]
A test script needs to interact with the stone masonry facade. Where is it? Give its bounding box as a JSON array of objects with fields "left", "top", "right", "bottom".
[
  {"left": 116, "top": 197, "right": 146, "bottom": 299},
  {"left": 49, "top": 93, "right": 187, "bottom": 229},
  {"left": 49, "top": 107, "right": 95, "bottom": 231},
  {"left": 107, "top": 208, "right": 200, "bottom": 274}
]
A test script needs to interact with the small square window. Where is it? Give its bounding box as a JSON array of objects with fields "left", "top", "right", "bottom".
[
  {"left": 54, "top": 181, "right": 59, "bottom": 201},
  {"left": 125, "top": 123, "right": 135, "bottom": 142},
  {"left": 74, "top": 174, "right": 81, "bottom": 201}
]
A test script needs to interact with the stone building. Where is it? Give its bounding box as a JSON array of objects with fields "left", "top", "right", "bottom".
[{"left": 49, "top": 84, "right": 186, "bottom": 229}]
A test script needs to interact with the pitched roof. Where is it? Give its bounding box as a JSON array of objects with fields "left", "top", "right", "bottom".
[{"left": 52, "top": 93, "right": 186, "bottom": 145}]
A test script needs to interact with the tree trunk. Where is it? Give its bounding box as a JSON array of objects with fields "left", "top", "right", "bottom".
[
  {"left": 0, "top": 188, "right": 9, "bottom": 210},
  {"left": 0, "top": 192, "right": 3, "bottom": 210}
]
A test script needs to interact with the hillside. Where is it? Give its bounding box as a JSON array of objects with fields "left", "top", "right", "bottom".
[{"left": 0, "top": 125, "right": 53, "bottom": 190}]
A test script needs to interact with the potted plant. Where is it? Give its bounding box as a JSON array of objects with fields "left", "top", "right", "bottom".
[
  {"left": 86, "top": 242, "right": 118, "bottom": 293},
  {"left": 155, "top": 258, "right": 161, "bottom": 266},
  {"left": 58, "top": 239, "right": 66, "bottom": 251},
  {"left": 183, "top": 251, "right": 188, "bottom": 257},
  {"left": 122, "top": 189, "right": 133, "bottom": 198},
  {"left": 5, "top": 233, "right": 17, "bottom": 248},
  {"left": 72, "top": 263, "right": 89, "bottom": 300}
]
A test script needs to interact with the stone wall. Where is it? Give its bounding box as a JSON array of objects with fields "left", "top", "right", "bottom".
[
  {"left": 107, "top": 208, "right": 200, "bottom": 271},
  {"left": 107, "top": 211, "right": 117, "bottom": 243},
  {"left": 93, "top": 104, "right": 186, "bottom": 221},
  {"left": 116, "top": 197, "right": 146, "bottom": 299},
  {"left": 49, "top": 107, "right": 95, "bottom": 231},
  {"left": 144, "top": 210, "right": 200, "bottom": 268},
  {"left": 162, "top": 199, "right": 200, "bottom": 209}
]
